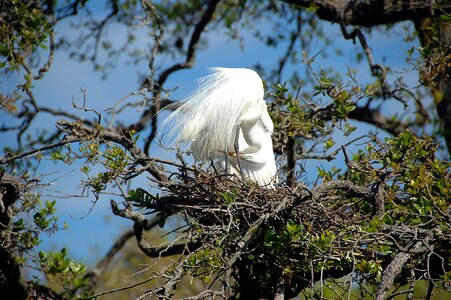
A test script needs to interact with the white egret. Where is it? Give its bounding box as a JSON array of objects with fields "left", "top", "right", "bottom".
[{"left": 161, "top": 67, "right": 278, "bottom": 187}]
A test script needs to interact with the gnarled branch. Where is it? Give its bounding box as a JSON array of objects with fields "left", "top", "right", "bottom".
[{"left": 281, "top": 0, "right": 445, "bottom": 27}]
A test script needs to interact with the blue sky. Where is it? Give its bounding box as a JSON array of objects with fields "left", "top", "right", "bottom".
[{"left": 0, "top": 3, "right": 422, "bottom": 268}]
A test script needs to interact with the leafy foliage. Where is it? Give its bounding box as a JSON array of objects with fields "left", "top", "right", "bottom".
[
  {"left": 134, "top": 133, "right": 448, "bottom": 299},
  {"left": 0, "top": 0, "right": 52, "bottom": 72}
]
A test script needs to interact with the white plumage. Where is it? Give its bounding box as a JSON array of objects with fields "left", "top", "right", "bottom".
[{"left": 161, "top": 67, "right": 278, "bottom": 187}]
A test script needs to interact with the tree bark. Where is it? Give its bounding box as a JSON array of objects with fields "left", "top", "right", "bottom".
[
  {"left": 281, "top": 0, "right": 449, "bottom": 26},
  {"left": 375, "top": 252, "right": 411, "bottom": 300}
]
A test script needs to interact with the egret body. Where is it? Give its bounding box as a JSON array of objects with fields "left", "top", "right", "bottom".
[{"left": 162, "top": 67, "right": 277, "bottom": 187}]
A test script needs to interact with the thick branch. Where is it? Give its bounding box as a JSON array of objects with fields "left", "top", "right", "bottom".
[
  {"left": 274, "top": 275, "right": 285, "bottom": 300},
  {"left": 348, "top": 106, "right": 404, "bottom": 136},
  {"left": 0, "top": 173, "right": 26, "bottom": 298},
  {"left": 110, "top": 200, "right": 200, "bottom": 258},
  {"left": 311, "top": 180, "right": 373, "bottom": 201},
  {"left": 0, "top": 173, "right": 62, "bottom": 299},
  {"left": 376, "top": 253, "right": 410, "bottom": 300},
  {"left": 373, "top": 179, "right": 386, "bottom": 218},
  {"left": 281, "top": 0, "right": 447, "bottom": 27},
  {"left": 314, "top": 105, "right": 407, "bottom": 136},
  {"left": 376, "top": 240, "right": 425, "bottom": 300},
  {"left": 415, "top": 18, "right": 451, "bottom": 156}
]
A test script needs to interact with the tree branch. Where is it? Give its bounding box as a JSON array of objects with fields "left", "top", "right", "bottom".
[
  {"left": 130, "top": 0, "right": 221, "bottom": 138},
  {"left": 56, "top": 119, "right": 168, "bottom": 182},
  {"left": 34, "top": 29, "right": 55, "bottom": 80},
  {"left": 155, "top": 0, "right": 221, "bottom": 88},
  {"left": 83, "top": 229, "right": 135, "bottom": 288},
  {"left": 281, "top": 0, "right": 447, "bottom": 27},
  {"left": 274, "top": 275, "right": 286, "bottom": 300},
  {"left": 376, "top": 253, "right": 408, "bottom": 300},
  {"left": 311, "top": 180, "right": 373, "bottom": 201},
  {"left": 0, "top": 135, "right": 80, "bottom": 165},
  {"left": 376, "top": 240, "right": 425, "bottom": 300},
  {"left": 348, "top": 106, "right": 404, "bottom": 136},
  {"left": 110, "top": 200, "right": 200, "bottom": 258},
  {"left": 339, "top": 22, "right": 387, "bottom": 86}
]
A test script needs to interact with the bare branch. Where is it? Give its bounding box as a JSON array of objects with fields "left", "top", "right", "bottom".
[
  {"left": 82, "top": 229, "right": 134, "bottom": 290},
  {"left": 155, "top": 0, "right": 221, "bottom": 88},
  {"left": 276, "top": 11, "right": 302, "bottom": 83},
  {"left": 274, "top": 275, "right": 286, "bottom": 300},
  {"left": 376, "top": 231, "right": 432, "bottom": 300},
  {"left": 34, "top": 29, "right": 55, "bottom": 80},
  {"left": 339, "top": 22, "right": 387, "bottom": 88},
  {"left": 130, "top": 0, "right": 221, "bottom": 145},
  {"left": 373, "top": 178, "right": 386, "bottom": 218},
  {"left": 110, "top": 200, "right": 200, "bottom": 258},
  {"left": 376, "top": 250, "right": 413, "bottom": 300},
  {"left": 140, "top": 0, "right": 165, "bottom": 91},
  {"left": 0, "top": 135, "right": 80, "bottom": 165},
  {"left": 348, "top": 106, "right": 405, "bottom": 136}
]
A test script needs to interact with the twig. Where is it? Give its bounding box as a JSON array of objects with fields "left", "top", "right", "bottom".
[
  {"left": 155, "top": 0, "right": 221, "bottom": 88},
  {"left": 339, "top": 22, "right": 387, "bottom": 92},
  {"left": 276, "top": 11, "right": 302, "bottom": 83},
  {"left": 34, "top": 30, "right": 55, "bottom": 80},
  {"left": 0, "top": 135, "right": 79, "bottom": 164},
  {"left": 72, "top": 88, "right": 101, "bottom": 124}
]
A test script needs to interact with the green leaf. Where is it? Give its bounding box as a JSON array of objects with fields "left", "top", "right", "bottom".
[
  {"left": 50, "top": 150, "right": 65, "bottom": 161},
  {"left": 38, "top": 250, "right": 47, "bottom": 261}
]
